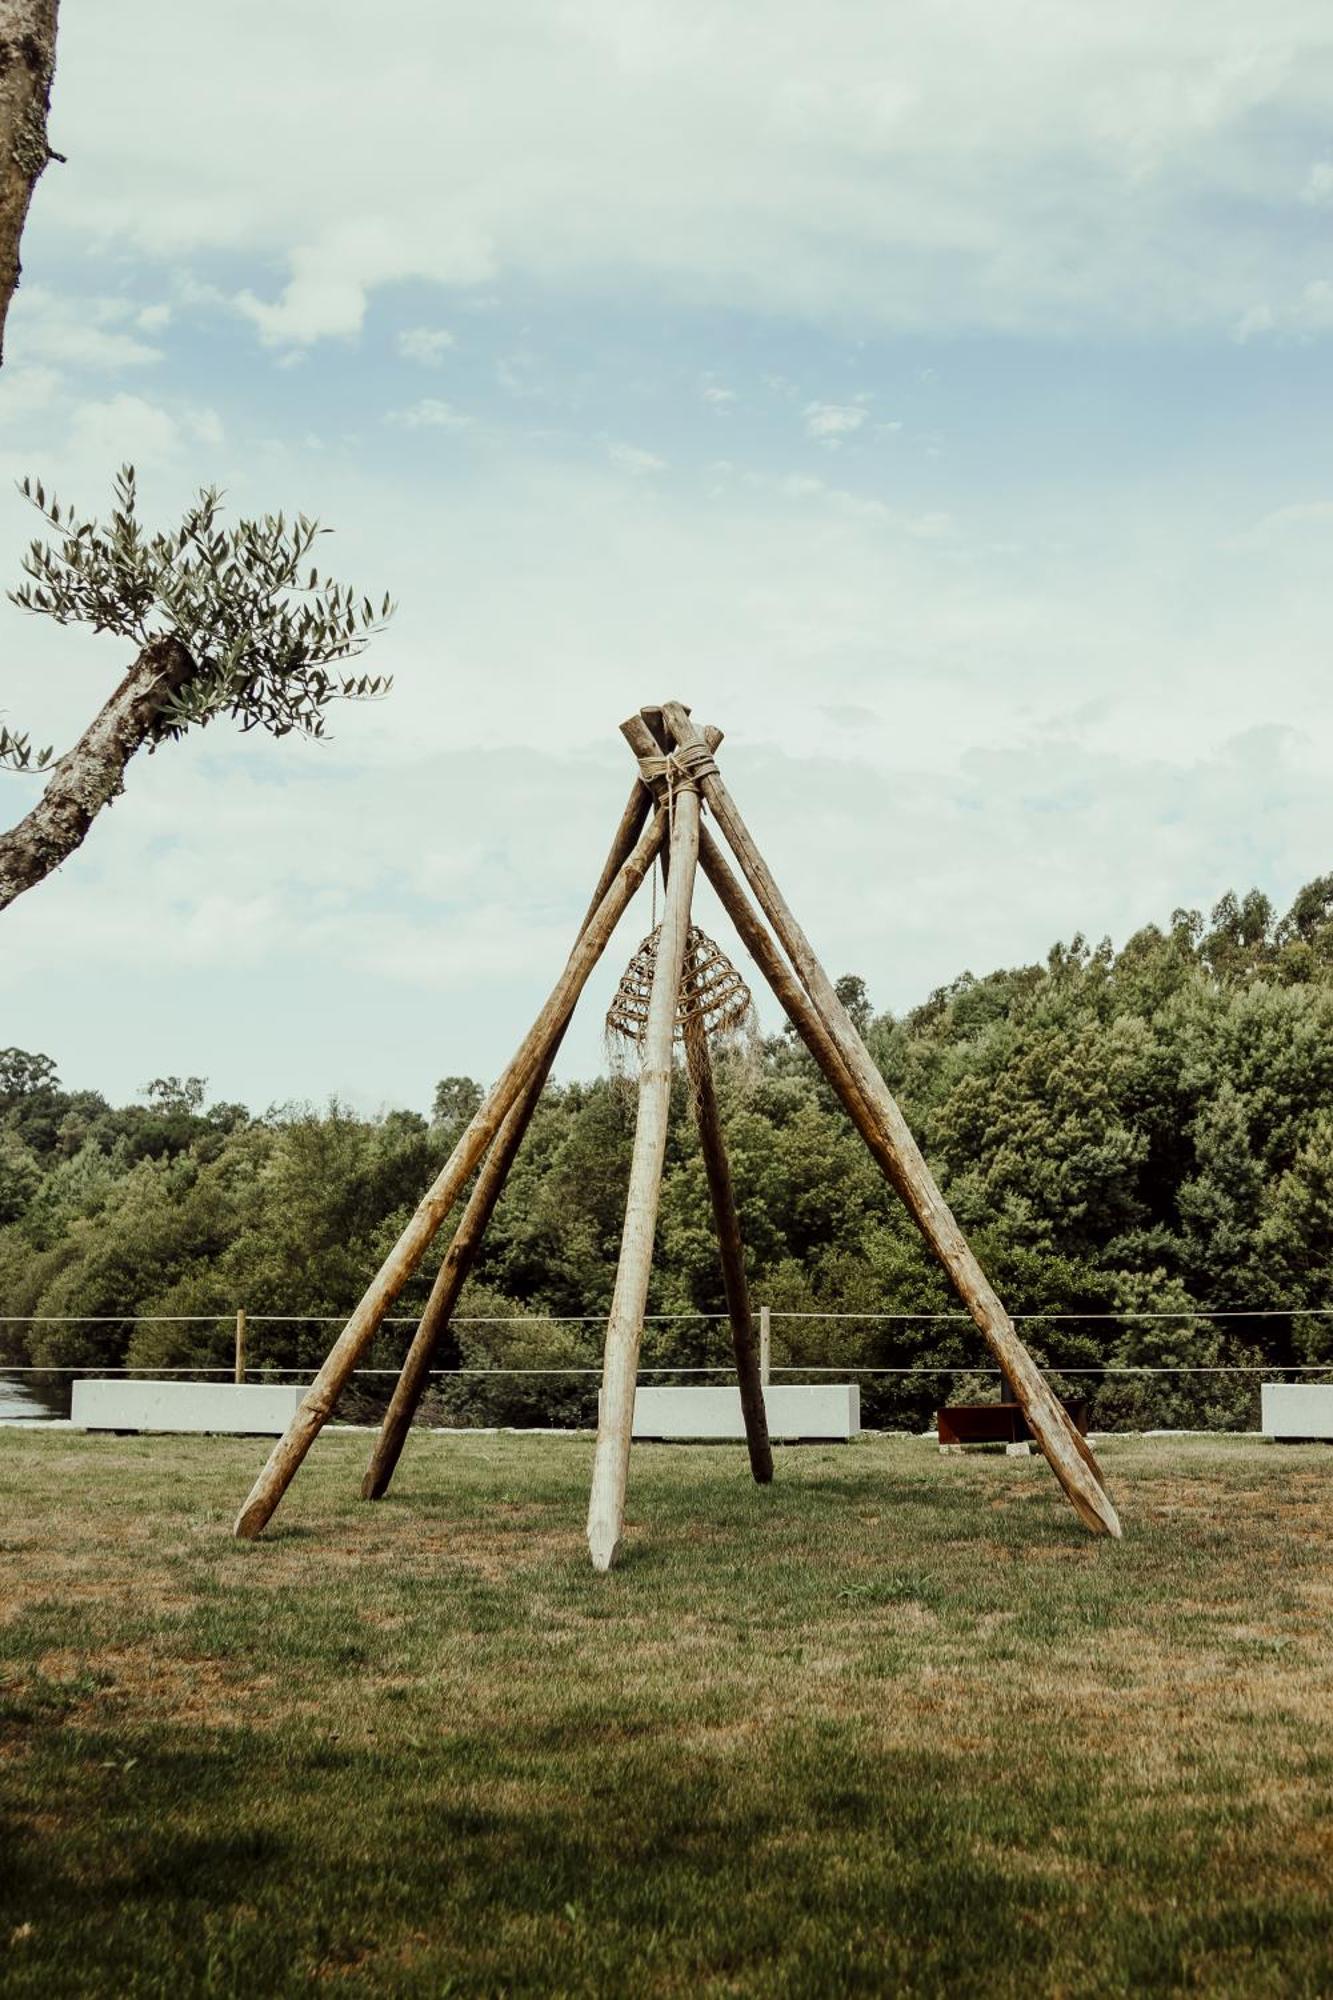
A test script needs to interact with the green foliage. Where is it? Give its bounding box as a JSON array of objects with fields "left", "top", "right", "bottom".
[
  {"left": 3, "top": 871, "right": 1333, "bottom": 1427},
  {"left": 2, "top": 466, "right": 393, "bottom": 770}
]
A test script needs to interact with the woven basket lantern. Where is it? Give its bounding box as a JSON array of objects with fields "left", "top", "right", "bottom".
[{"left": 606, "top": 923, "right": 753, "bottom": 1051}]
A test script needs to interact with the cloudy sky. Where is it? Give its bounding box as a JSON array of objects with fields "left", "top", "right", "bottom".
[{"left": 1, "top": 0, "right": 1331, "bottom": 1114}]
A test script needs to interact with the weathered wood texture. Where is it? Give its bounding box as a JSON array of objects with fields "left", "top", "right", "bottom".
[
  {"left": 361, "top": 781, "right": 652, "bottom": 1501},
  {"left": 0, "top": 0, "right": 59, "bottom": 367},
  {"left": 234, "top": 1307, "right": 247, "bottom": 1386},
  {"left": 683, "top": 1015, "right": 773, "bottom": 1484},
  {"left": 234, "top": 807, "right": 667, "bottom": 1540},
  {"left": 673, "top": 717, "right": 1120, "bottom": 1539},
  {"left": 636, "top": 719, "right": 770, "bottom": 1486},
  {"left": 586, "top": 787, "right": 702, "bottom": 1571},
  {"left": 698, "top": 827, "right": 1107, "bottom": 1502},
  {"left": 0, "top": 634, "right": 198, "bottom": 913}
]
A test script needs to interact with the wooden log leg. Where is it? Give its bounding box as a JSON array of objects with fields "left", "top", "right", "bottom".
[
  {"left": 692, "top": 816, "right": 1120, "bottom": 1540},
  {"left": 233, "top": 806, "right": 667, "bottom": 1541},
  {"left": 361, "top": 1068, "right": 546, "bottom": 1499},
  {"left": 363, "top": 781, "right": 653, "bottom": 1499},
  {"left": 586, "top": 788, "right": 702, "bottom": 1571},
  {"left": 682, "top": 1016, "right": 773, "bottom": 1485}
]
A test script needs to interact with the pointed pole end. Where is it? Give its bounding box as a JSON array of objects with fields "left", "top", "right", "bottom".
[
  {"left": 587, "top": 1520, "right": 622, "bottom": 1572},
  {"left": 1078, "top": 1487, "right": 1123, "bottom": 1539}
]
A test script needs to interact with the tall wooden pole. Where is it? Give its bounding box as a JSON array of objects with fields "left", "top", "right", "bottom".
[
  {"left": 684, "top": 772, "right": 1120, "bottom": 1539},
  {"left": 698, "top": 825, "right": 1106, "bottom": 1505},
  {"left": 682, "top": 1014, "right": 773, "bottom": 1485},
  {"left": 646, "top": 738, "right": 771, "bottom": 1488},
  {"left": 362, "top": 780, "right": 653, "bottom": 1501},
  {"left": 234, "top": 807, "right": 667, "bottom": 1541},
  {"left": 234, "top": 1307, "right": 247, "bottom": 1386},
  {"left": 586, "top": 785, "right": 702, "bottom": 1571}
]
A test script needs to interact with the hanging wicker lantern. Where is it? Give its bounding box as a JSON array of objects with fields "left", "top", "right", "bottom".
[{"left": 606, "top": 924, "right": 753, "bottom": 1051}]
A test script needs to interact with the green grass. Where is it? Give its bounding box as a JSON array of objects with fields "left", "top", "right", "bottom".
[{"left": 1, "top": 1430, "right": 1331, "bottom": 1998}]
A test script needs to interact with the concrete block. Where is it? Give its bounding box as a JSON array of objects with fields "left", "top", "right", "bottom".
[
  {"left": 1260, "top": 1382, "right": 1333, "bottom": 1441},
  {"left": 72, "top": 1378, "right": 306, "bottom": 1435},
  {"left": 631, "top": 1383, "right": 860, "bottom": 1441}
]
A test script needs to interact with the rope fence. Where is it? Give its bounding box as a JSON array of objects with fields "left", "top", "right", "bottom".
[
  {"left": 5, "top": 1307, "right": 1333, "bottom": 1325},
  {"left": 2, "top": 1306, "right": 1331, "bottom": 1391}
]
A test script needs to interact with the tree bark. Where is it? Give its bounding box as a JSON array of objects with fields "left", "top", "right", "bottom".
[
  {"left": 586, "top": 785, "right": 702, "bottom": 1571},
  {"left": 698, "top": 827, "right": 1110, "bottom": 1506},
  {"left": 682, "top": 1013, "right": 773, "bottom": 1485},
  {"left": 0, "top": 633, "right": 197, "bottom": 913},
  {"left": 361, "top": 780, "right": 652, "bottom": 1501},
  {"left": 0, "top": 0, "right": 60, "bottom": 366},
  {"left": 670, "top": 712, "right": 1120, "bottom": 1540},
  {"left": 234, "top": 805, "right": 667, "bottom": 1540}
]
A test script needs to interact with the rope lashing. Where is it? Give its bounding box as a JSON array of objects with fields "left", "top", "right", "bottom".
[
  {"left": 634, "top": 741, "right": 719, "bottom": 796},
  {"left": 634, "top": 740, "right": 719, "bottom": 842}
]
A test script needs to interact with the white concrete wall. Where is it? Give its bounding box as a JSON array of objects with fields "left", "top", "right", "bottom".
[
  {"left": 1260, "top": 1382, "right": 1333, "bottom": 1440},
  {"left": 72, "top": 1379, "right": 306, "bottom": 1435},
  {"left": 631, "top": 1383, "right": 860, "bottom": 1441}
]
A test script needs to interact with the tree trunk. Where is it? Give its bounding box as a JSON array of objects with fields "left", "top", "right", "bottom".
[
  {"left": 0, "top": 0, "right": 60, "bottom": 366},
  {"left": 0, "top": 633, "right": 197, "bottom": 913}
]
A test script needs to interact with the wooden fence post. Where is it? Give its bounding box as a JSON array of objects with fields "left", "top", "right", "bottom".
[
  {"left": 759, "top": 1304, "right": 771, "bottom": 1387},
  {"left": 234, "top": 1307, "right": 247, "bottom": 1385}
]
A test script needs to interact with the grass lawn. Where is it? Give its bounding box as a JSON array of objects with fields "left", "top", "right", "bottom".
[{"left": 1, "top": 1430, "right": 1331, "bottom": 1998}]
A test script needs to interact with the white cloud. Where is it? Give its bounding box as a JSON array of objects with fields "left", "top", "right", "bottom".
[
  {"left": 183, "top": 407, "right": 225, "bottom": 447},
  {"left": 233, "top": 217, "right": 494, "bottom": 346},
  {"left": 803, "top": 402, "right": 867, "bottom": 443},
  {"left": 66, "top": 394, "right": 182, "bottom": 467},
  {"left": 1236, "top": 277, "right": 1333, "bottom": 340},
  {"left": 0, "top": 364, "right": 61, "bottom": 421},
  {"left": 905, "top": 510, "right": 953, "bottom": 539},
  {"left": 38, "top": 3, "right": 1333, "bottom": 346},
  {"left": 5, "top": 285, "right": 163, "bottom": 371},
  {"left": 776, "top": 471, "right": 886, "bottom": 520},
  {"left": 388, "top": 398, "right": 471, "bottom": 430},
  {"left": 1228, "top": 499, "right": 1333, "bottom": 548},
  {"left": 1302, "top": 161, "right": 1333, "bottom": 205},
  {"left": 397, "top": 326, "right": 456, "bottom": 364},
  {"left": 606, "top": 442, "right": 667, "bottom": 475}
]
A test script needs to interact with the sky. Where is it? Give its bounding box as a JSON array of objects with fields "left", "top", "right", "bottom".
[{"left": 1, "top": 0, "right": 1331, "bottom": 1116}]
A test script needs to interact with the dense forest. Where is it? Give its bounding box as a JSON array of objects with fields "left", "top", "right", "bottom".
[{"left": 4, "top": 876, "right": 1333, "bottom": 1430}]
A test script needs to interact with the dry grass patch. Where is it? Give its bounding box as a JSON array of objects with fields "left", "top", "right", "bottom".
[{"left": 1, "top": 1430, "right": 1331, "bottom": 1997}]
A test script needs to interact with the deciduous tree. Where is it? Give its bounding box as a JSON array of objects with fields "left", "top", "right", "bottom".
[{"left": 1, "top": 468, "right": 392, "bottom": 912}]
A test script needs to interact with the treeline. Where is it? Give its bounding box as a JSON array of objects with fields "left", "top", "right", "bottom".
[{"left": 3, "top": 876, "right": 1333, "bottom": 1429}]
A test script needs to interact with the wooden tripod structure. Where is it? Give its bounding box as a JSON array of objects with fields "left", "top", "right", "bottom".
[{"left": 234, "top": 703, "right": 1121, "bottom": 1562}]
